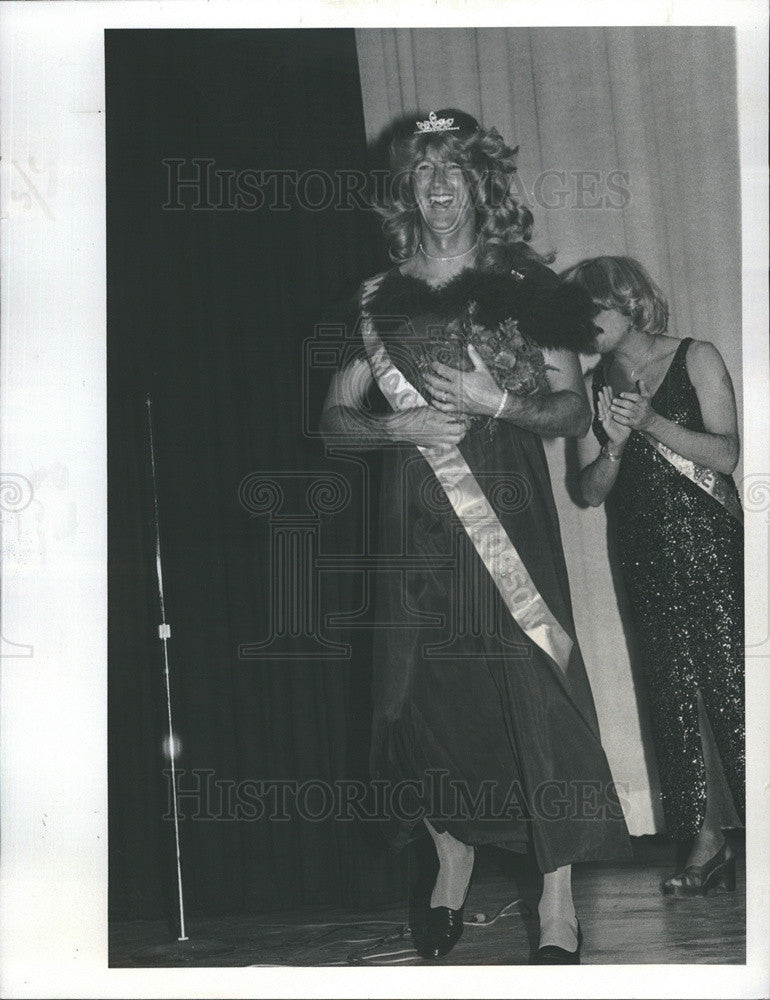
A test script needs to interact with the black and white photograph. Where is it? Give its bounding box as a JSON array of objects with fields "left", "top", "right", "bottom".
[{"left": 1, "top": 2, "right": 768, "bottom": 997}]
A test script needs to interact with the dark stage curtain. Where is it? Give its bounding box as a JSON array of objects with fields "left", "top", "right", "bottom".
[{"left": 106, "top": 29, "right": 406, "bottom": 920}]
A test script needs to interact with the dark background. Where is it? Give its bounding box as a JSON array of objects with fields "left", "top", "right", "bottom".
[{"left": 106, "top": 29, "right": 410, "bottom": 921}]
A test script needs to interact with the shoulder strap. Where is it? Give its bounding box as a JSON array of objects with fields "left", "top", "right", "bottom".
[{"left": 674, "top": 337, "right": 694, "bottom": 369}]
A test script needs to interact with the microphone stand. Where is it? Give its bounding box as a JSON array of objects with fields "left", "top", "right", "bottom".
[{"left": 145, "top": 394, "right": 188, "bottom": 942}]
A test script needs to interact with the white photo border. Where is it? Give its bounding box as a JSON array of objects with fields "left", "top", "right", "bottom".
[{"left": 0, "top": 1, "right": 767, "bottom": 998}]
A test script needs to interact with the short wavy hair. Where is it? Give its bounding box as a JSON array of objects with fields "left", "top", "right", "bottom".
[
  {"left": 374, "top": 108, "right": 549, "bottom": 271},
  {"left": 560, "top": 256, "right": 669, "bottom": 336}
]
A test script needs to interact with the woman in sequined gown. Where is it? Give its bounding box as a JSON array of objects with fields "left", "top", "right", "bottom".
[{"left": 563, "top": 256, "right": 744, "bottom": 895}]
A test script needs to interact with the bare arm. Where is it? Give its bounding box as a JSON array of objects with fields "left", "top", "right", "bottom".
[
  {"left": 579, "top": 385, "right": 631, "bottom": 506},
  {"left": 610, "top": 341, "right": 739, "bottom": 474},
  {"left": 320, "top": 356, "right": 468, "bottom": 451},
  {"left": 319, "top": 357, "right": 391, "bottom": 450},
  {"left": 424, "top": 344, "right": 591, "bottom": 438},
  {"left": 498, "top": 347, "right": 592, "bottom": 438}
]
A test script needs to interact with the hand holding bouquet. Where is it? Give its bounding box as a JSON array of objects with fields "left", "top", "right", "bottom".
[{"left": 418, "top": 303, "right": 554, "bottom": 432}]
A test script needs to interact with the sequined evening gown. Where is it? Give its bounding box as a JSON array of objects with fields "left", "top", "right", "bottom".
[{"left": 592, "top": 338, "right": 745, "bottom": 840}]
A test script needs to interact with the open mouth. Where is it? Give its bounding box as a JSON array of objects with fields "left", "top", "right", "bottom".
[{"left": 429, "top": 194, "right": 454, "bottom": 208}]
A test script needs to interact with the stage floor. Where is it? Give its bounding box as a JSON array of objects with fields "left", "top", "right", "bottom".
[{"left": 110, "top": 837, "right": 745, "bottom": 966}]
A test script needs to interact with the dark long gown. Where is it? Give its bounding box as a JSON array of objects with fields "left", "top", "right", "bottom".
[
  {"left": 357, "top": 264, "right": 631, "bottom": 873},
  {"left": 592, "top": 338, "right": 745, "bottom": 840}
]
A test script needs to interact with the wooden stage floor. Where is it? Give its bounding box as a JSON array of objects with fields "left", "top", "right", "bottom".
[{"left": 110, "top": 837, "right": 745, "bottom": 967}]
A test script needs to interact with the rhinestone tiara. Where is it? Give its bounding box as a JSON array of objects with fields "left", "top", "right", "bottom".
[{"left": 414, "top": 111, "right": 460, "bottom": 134}]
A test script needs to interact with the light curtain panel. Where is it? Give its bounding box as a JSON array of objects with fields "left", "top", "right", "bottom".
[{"left": 355, "top": 25, "right": 742, "bottom": 835}]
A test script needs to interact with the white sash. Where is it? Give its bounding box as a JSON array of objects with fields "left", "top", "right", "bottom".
[
  {"left": 646, "top": 437, "right": 743, "bottom": 525},
  {"left": 359, "top": 281, "right": 574, "bottom": 674}
]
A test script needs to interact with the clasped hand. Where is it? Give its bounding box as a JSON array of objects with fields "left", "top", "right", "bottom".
[
  {"left": 423, "top": 344, "right": 505, "bottom": 417},
  {"left": 596, "top": 380, "right": 658, "bottom": 453},
  {"left": 388, "top": 406, "right": 470, "bottom": 448},
  {"left": 609, "top": 379, "right": 657, "bottom": 431}
]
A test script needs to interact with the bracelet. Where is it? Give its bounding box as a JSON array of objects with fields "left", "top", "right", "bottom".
[
  {"left": 494, "top": 389, "right": 509, "bottom": 420},
  {"left": 600, "top": 444, "right": 623, "bottom": 462}
]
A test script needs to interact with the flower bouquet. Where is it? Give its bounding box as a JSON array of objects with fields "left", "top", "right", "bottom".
[{"left": 415, "top": 300, "right": 554, "bottom": 434}]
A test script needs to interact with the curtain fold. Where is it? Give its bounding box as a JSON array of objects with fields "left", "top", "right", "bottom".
[
  {"left": 108, "top": 28, "right": 407, "bottom": 920},
  {"left": 355, "top": 26, "right": 741, "bottom": 835}
]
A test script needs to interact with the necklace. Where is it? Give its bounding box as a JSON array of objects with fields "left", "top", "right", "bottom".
[
  {"left": 627, "top": 336, "right": 657, "bottom": 382},
  {"left": 418, "top": 239, "right": 478, "bottom": 262}
]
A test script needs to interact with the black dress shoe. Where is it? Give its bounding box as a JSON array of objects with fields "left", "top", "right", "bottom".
[
  {"left": 531, "top": 921, "right": 582, "bottom": 965},
  {"left": 414, "top": 904, "right": 464, "bottom": 960}
]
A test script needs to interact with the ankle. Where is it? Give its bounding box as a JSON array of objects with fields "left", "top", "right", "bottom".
[
  {"left": 539, "top": 914, "right": 579, "bottom": 951},
  {"left": 430, "top": 842, "right": 474, "bottom": 911},
  {"left": 538, "top": 900, "right": 576, "bottom": 927},
  {"left": 684, "top": 831, "right": 727, "bottom": 870},
  {"left": 693, "top": 828, "right": 725, "bottom": 853},
  {"left": 538, "top": 893, "right": 576, "bottom": 930}
]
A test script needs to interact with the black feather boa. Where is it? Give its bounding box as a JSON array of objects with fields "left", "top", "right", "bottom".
[{"left": 364, "top": 264, "right": 597, "bottom": 353}]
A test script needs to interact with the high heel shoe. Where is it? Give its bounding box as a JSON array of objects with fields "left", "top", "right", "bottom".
[
  {"left": 661, "top": 840, "right": 736, "bottom": 897},
  {"left": 531, "top": 920, "right": 582, "bottom": 965}
]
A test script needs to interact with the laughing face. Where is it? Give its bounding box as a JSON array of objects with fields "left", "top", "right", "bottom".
[{"left": 412, "top": 147, "right": 475, "bottom": 238}]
